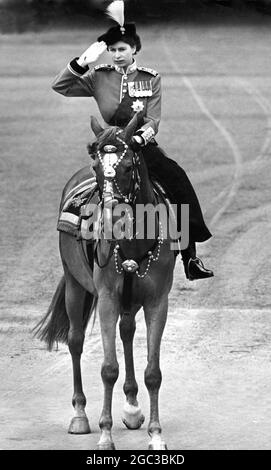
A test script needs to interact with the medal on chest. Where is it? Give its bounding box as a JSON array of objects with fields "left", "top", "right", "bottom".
[
  {"left": 131, "top": 99, "right": 144, "bottom": 112},
  {"left": 128, "top": 80, "right": 153, "bottom": 98}
]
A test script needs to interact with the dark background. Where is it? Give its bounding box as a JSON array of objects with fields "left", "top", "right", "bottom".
[{"left": 1, "top": 0, "right": 271, "bottom": 33}]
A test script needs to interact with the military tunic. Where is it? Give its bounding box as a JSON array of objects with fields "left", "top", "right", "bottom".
[
  {"left": 52, "top": 59, "right": 212, "bottom": 243},
  {"left": 52, "top": 58, "right": 160, "bottom": 145}
]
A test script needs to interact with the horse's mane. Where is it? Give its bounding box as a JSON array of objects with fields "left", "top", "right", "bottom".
[
  {"left": 87, "top": 126, "right": 124, "bottom": 155},
  {"left": 96, "top": 126, "right": 122, "bottom": 148}
]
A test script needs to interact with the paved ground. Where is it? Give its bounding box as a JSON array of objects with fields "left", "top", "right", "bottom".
[{"left": 1, "top": 19, "right": 271, "bottom": 450}]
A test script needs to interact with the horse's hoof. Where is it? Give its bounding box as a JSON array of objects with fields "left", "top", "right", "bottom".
[
  {"left": 68, "top": 416, "right": 91, "bottom": 434},
  {"left": 97, "top": 442, "right": 116, "bottom": 450},
  {"left": 122, "top": 414, "right": 145, "bottom": 430},
  {"left": 122, "top": 404, "right": 145, "bottom": 430},
  {"left": 148, "top": 440, "right": 168, "bottom": 450}
]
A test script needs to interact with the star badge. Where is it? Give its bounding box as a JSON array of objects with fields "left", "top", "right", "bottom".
[{"left": 131, "top": 99, "right": 144, "bottom": 113}]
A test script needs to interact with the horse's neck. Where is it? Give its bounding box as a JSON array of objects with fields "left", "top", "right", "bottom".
[
  {"left": 136, "top": 154, "right": 156, "bottom": 205},
  {"left": 118, "top": 155, "right": 158, "bottom": 261}
]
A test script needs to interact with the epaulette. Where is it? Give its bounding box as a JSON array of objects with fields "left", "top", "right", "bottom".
[
  {"left": 137, "top": 66, "right": 159, "bottom": 77},
  {"left": 94, "top": 64, "right": 114, "bottom": 71}
]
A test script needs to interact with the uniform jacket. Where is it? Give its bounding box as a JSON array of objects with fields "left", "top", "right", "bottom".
[{"left": 52, "top": 58, "right": 161, "bottom": 145}]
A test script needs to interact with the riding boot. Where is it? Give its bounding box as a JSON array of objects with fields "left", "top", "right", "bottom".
[{"left": 181, "top": 242, "right": 214, "bottom": 281}]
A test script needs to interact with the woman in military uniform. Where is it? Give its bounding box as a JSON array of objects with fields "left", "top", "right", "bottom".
[{"left": 52, "top": 22, "right": 213, "bottom": 281}]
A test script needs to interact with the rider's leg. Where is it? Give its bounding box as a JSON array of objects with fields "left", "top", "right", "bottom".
[{"left": 142, "top": 144, "right": 214, "bottom": 281}]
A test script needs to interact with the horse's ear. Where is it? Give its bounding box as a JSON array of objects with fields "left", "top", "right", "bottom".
[
  {"left": 123, "top": 112, "right": 141, "bottom": 143},
  {"left": 90, "top": 116, "right": 104, "bottom": 137}
]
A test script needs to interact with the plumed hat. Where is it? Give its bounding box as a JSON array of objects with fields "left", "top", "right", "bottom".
[
  {"left": 97, "top": 1, "right": 141, "bottom": 51},
  {"left": 98, "top": 23, "right": 141, "bottom": 51}
]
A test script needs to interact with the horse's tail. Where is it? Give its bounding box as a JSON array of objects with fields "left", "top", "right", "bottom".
[{"left": 32, "top": 276, "right": 97, "bottom": 351}]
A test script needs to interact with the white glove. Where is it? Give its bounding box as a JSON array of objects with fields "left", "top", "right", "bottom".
[
  {"left": 133, "top": 135, "right": 144, "bottom": 145},
  {"left": 77, "top": 41, "right": 107, "bottom": 67},
  {"left": 131, "top": 135, "right": 144, "bottom": 150}
]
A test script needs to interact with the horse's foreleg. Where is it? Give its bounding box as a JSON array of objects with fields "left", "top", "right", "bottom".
[
  {"left": 98, "top": 298, "right": 119, "bottom": 450},
  {"left": 144, "top": 299, "right": 168, "bottom": 450},
  {"left": 65, "top": 268, "right": 91, "bottom": 434},
  {"left": 119, "top": 315, "right": 145, "bottom": 430}
]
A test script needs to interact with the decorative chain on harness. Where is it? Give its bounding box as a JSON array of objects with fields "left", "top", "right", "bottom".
[
  {"left": 97, "top": 131, "right": 132, "bottom": 204},
  {"left": 113, "top": 221, "right": 164, "bottom": 279}
]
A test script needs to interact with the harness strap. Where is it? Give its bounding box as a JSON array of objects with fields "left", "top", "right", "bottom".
[{"left": 117, "top": 239, "right": 159, "bottom": 265}]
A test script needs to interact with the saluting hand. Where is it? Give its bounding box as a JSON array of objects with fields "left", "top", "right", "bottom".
[{"left": 77, "top": 41, "right": 107, "bottom": 67}]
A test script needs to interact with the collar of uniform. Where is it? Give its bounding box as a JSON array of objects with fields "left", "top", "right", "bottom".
[{"left": 114, "top": 60, "right": 137, "bottom": 75}]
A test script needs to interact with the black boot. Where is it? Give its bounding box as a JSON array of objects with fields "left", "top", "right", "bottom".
[{"left": 181, "top": 242, "right": 214, "bottom": 281}]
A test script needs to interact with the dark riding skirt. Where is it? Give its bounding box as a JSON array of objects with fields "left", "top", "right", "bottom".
[{"left": 142, "top": 143, "right": 212, "bottom": 243}]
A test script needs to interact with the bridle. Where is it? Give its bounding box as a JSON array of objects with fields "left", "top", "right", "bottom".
[{"left": 96, "top": 131, "right": 140, "bottom": 205}]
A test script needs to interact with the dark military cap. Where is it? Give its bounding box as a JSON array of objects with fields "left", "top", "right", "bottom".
[{"left": 97, "top": 23, "right": 141, "bottom": 52}]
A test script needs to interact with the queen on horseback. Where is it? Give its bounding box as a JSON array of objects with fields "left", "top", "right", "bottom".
[{"left": 52, "top": 0, "right": 213, "bottom": 281}]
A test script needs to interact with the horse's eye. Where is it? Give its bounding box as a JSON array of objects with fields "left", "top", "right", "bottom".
[{"left": 87, "top": 142, "right": 97, "bottom": 157}]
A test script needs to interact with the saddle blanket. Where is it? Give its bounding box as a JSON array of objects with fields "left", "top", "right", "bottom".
[
  {"left": 57, "top": 176, "right": 99, "bottom": 238},
  {"left": 57, "top": 176, "right": 177, "bottom": 241}
]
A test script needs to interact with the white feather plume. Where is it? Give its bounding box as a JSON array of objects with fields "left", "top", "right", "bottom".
[{"left": 106, "top": 0, "right": 125, "bottom": 27}]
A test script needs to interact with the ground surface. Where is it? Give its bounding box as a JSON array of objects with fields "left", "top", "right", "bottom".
[{"left": 1, "top": 18, "right": 271, "bottom": 450}]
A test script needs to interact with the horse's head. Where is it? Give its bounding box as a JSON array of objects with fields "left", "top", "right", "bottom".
[{"left": 89, "top": 114, "right": 141, "bottom": 208}]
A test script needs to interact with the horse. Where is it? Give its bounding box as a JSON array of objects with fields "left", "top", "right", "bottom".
[{"left": 34, "top": 113, "right": 177, "bottom": 450}]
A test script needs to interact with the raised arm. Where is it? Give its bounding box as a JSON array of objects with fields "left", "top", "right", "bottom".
[{"left": 52, "top": 41, "right": 107, "bottom": 97}]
